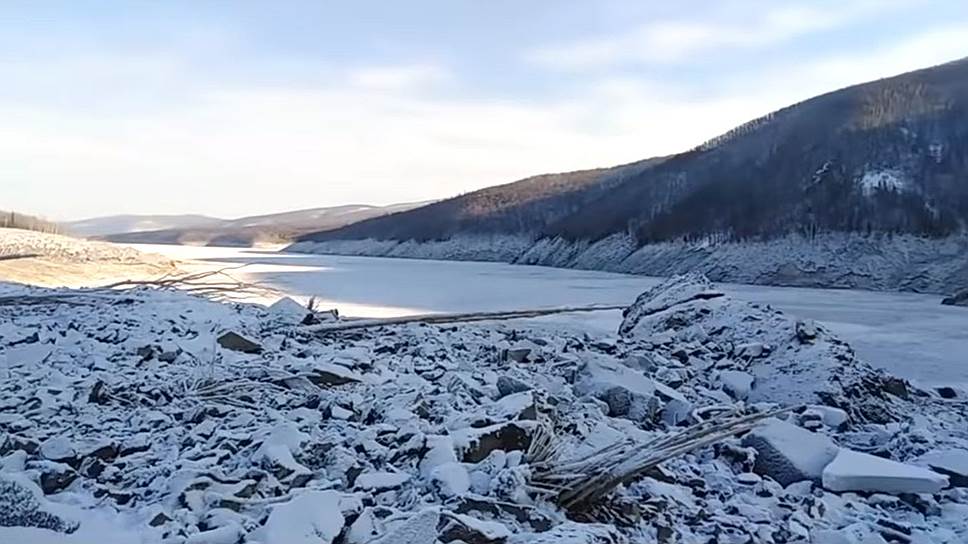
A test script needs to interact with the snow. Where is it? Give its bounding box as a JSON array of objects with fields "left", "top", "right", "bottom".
[
  {"left": 133, "top": 244, "right": 968, "bottom": 388},
  {"left": 823, "top": 449, "right": 949, "bottom": 494},
  {"left": 258, "top": 491, "right": 344, "bottom": 544},
  {"left": 355, "top": 471, "right": 411, "bottom": 491},
  {"left": 859, "top": 169, "right": 908, "bottom": 195}
]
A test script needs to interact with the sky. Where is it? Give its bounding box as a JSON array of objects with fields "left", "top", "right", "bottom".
[{"left": 2, "top": 1, "right": 968, "bottom": 221}]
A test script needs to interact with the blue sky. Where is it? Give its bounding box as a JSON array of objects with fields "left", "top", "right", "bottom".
[{"left": 3, "top": 1, "right": 968, "bottom": 220}]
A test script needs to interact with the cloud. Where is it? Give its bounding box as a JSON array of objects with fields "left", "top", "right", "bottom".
[
  {"left": 3, "top": 17, "right": 966, "bottom": 221},
  {"left": 526, "top": 0, "right": 905, "bottom": 70},
  {"left": 348, "top": 63, "right": 451, "bottom": 92}
]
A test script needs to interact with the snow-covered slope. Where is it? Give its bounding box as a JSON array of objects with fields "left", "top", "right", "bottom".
[
  {"left": 1, "top": 275, "right": 966, "bottom": 543},
  {"left": 289, "top": 231, "right": 968, "bottom": 295}
]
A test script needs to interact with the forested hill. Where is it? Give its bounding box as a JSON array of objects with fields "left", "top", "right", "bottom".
[{"left": 299, "top": 58, "right": 968, "bottom": 246}]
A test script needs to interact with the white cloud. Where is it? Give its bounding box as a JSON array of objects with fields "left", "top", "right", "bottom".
[
  {"left": 348, "top": 63, "right": 451, "bottom": 92},
  {"left": 527, "top": 0, "right": 905, "bottom": 70},
  {"left": 3, "top": 19, "right": 966, "bottom": 221}
]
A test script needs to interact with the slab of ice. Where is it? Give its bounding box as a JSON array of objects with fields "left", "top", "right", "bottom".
[{"left": 822, "top": 449, "right": 949, "bottom": 494}]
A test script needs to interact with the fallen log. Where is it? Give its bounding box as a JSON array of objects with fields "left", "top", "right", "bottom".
[{"left": 311, "top": 304, "right": 627, "bottom": 334}]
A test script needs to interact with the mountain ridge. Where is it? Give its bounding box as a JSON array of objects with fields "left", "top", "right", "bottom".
[{"left": 290, "top": 58, "right": 968, "bottom": 293}]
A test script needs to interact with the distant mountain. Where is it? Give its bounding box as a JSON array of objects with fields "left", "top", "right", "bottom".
[
  {"left": 94, "top": 202, "right": 431, "bottom": 247},
  {"left": 67, "top": 214, "right": 224, "bottom": 237},
  {"left": 292, "top": 58, "right": 968, "bottom": 293}
]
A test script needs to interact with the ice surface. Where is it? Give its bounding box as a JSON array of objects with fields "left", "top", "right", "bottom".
[{"left": 135, "top": 244, "right": 968, "bottom": 387}]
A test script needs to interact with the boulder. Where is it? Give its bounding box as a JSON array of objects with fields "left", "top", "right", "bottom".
[
  {"left": 0, "top": 473, "right": 78, "bottom": 533},
  {"left": 216, "top": 332, "right": 262, "bottom": 354},
  {"left": 719, "top": 370, "right": 755, "bottom": 400},
  {"left": 574, "top": 359, "right": 659, "bottom": 422},
  {"left": 914, "top": 449, "right": 968, "bottom": 487},
  {"left": 496, "top": 376, "right": 530, "bottom": 398},
  {"left": 742, "top": 418, "right": 839, "bottom": 486},
  {"left": 940, "top": 290, "right": 968, "bottom": 306},
  {"left": 456, "top": 422, "right": 532, "bottom": 463},
  {"left": 371, "top": 509, "right": 440, "bottom": 544},
  {"left": 822, "top": 449, "right": 949, "bottom": 494},
  {"left": 618, "top": 273, "right": 724, "bottom": 336}
]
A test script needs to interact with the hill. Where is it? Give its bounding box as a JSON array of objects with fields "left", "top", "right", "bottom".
[
  {"left": 88, "top": 202, "right": 430, "bottom": 247},
  {"left": 291, "top": 58, "right": 968, "bottom": 293}
]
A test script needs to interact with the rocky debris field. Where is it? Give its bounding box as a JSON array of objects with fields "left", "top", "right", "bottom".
[{"left": 1, "top": 274, "right": 967, "bottom": 543}]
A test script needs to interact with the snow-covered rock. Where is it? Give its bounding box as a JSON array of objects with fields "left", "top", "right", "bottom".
[
  {"left": 259, "top": 490, "right": 344, "bottom": 544},
  {"left": 914, "top": 449, "right": 968, "bottom": 487},
  {"left": 742, "top": 418, "right": 840, "bottom": 486},
  {"left": 0, "top": 473, "right": 78, "bottom": 533},
  {"left": 267, "top": 296, "right": 311, "bottom": 325},
  {"left": 822, "top": 449, "right": 949, "bottom": 494}
]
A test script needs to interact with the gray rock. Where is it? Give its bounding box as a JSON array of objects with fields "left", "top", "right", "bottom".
[
  {"left": 574, "top": 359, "right": 660, "bottom": 423},
  {"left": 742, "top": 418, "right": 839, "bottom": 486},
  {"left": 0, "top": 474, "right": 78, "bottom": 533},
  {"left": 460, "top": 422, "right": 532, "bottom": 463},
  {"left": 496, "top": 376, "right": 530, "bottom": 398},
  {"left": 371, "top": 509, "right": 440, "bottom": 544},
  {"left": 941, "top": 289, "right": 968, "bottom": 306},
  {"left": 216, "top": 331, "right": 262, "bottom": 354}
]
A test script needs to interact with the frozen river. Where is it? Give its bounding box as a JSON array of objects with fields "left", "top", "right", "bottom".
[{"left": 135, "top": 244, "right": 968, "bottom": 388}]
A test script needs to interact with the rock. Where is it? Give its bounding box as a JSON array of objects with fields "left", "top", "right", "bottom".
[
  {"left": 371, "top": 509, "right": 440, "bottom": 544},
  {"left": 804, "top": 406, "right": 849, "bottom": 430},
  {"left": 438, "top": 513, "right": 511, "bottom": 543},
  {"left": 822, "top": 449, "right": 949, "bottom": 494},
  {"left": 719, "top": 370, "right": 755, "bottom": 400},
  {"left": 457, "top": 422, "right": 532, "bottom": 463},
  {"left": 940, "top": 289, "right": 968, "bottom": 306},
  {"left": 268, "top": 297, "right": 312, "bottom": 325},
  {"left": 742, "top": 418, "right": 839, "bottom": 486},
  {"left": 431, "top": 462, "right": 471, "bottom": 497},
  {"left": 795, "top": 320, "right": 818, "bottom": 343},
  {"left": 574, "top": 359, "right": 659, "bottom": 422},
  {"left": 260, "top": 490, "right": 345, "bottom": 544},
  {"left": 914, "top": 449, "right": 968, "bottom": 487},
  {"left": 40, "top": 436, "right": 77, "bottom": 465},
  {"left": 618, "top": 273, "right": 724, "bottom": 336},
  {"left": 0, "top": 473, "right": 79, "bottom": 533},
  {"left": 509, "top": 522, "right": 627, "bottom": 544},
  {"left": 355, "top": 471, "right": 411, "bottom": 491},
  {"left": 38, "top": 461, "right": 78, "bottom": 494},
  {"left": 505, "top": 341, "right": 540, "bottom": 363},
  {"left": 496, "top": 376, "right": 530, "bottom": 398},
  {"left": 308, "top": 363, "right": 363, "bottom": 387},
  {"left": 216, "top": 331, "right": 262, "bottom": 354},
  {"left": 936, "top": 386, "right": 961, "bottom": 399}
]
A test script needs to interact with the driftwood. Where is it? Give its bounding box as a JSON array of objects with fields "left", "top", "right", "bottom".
[
  {"left": 0, "top": 253, "right": 39, "bottom": 261},
  {"left": 310, "top": 304, "right": 627, "bottom": 334},
  {"left": 0, "top": 266, "right": 277, "bottom": 306},
  {"left": 527, "top": 406, "right": 794, "bottom": 511}
]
